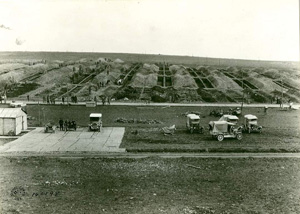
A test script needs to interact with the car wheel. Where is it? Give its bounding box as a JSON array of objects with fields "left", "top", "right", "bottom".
[
  {"left": 236, "top": 133, "right": 243, "bottom": 140},
  {"left": 217, "top": 134, "right": 224, "bottom": 141}
]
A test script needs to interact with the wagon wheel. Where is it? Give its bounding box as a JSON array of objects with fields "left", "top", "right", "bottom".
[
  {"left": 217, "top": 134, "right": 224, "bottom": 141},
  {"left": 236, "top": 133, "right": 243, "bottom": 140}
]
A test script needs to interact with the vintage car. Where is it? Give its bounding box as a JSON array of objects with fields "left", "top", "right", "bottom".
[
  {"left": 209, "top": 109, "right": 224, "bottom": 117},
  {"left": 229, "top": 107, "right": 241, "bottom": 116},
  {"left": 218, "top": 114, "right": 239, "bottom": 125},
  {"left": 89, "top": 113, "right": 102, "bottom": 131},
  {"left": 242, "top": 114, "right": 262, "bottom": 133},
  {"left": 209, "top": 121, "right": 243, "bottom": 141},
  {"left": 44, "top": 122, "right": 56, "bottom": 133},
  {"left": 186, "top": 114, "right": 204, "bottom": 134},
  {"left": 66, "top": 121, "right": 77, "bottom": 131}
]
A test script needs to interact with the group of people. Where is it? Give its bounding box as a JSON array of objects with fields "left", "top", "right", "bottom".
[
  {"left": 59, "top": 119, "right": 77, "bottom": 131},
  {"left": 43, "top": 95, "right": 56, "bottom": 104},
  {"left": 0, "top": 94, "right": 7, "bottom": 103},
  {"left": 70, "top": 95, "right": 78, "bottom": 103},
  {"left": 100, "top": 96, "right": 111, "bottom": 105},
  {"left": 269, "top": 96, "right": 295, "bottom": 109}
]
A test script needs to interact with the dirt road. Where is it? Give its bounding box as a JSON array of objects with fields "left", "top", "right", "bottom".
[
  {"left": 4, "top": 99, "right": 299, "bottom": 108},
  {"left": 1, "top": 152, "right": 300, "bottom": 158}
]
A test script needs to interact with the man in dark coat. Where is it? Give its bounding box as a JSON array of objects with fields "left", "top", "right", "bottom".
[{"left": 59, "top": 119, "right": 64, "bottom": 131}]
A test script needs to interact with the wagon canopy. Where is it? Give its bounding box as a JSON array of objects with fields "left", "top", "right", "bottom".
[
  {"left": 187, "top": 114, "right": 200, "bottom": 120},
  {"left": 210, "top": 121, "right": 235, "bottom": 133},
  {"left": 244, "top": 114, "right": 257, "bottom": 120},
  {"left": 219, "top": 115, "right": 239, "bottom": 121}
]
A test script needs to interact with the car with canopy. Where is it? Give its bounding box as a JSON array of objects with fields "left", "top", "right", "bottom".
[
  {"left": 89, "top": 113, "right": 102, "bottom": 131},
  {"left": 186, "top": 114, "right": 204, "bottom": 134},
  {"left": 218, "top": 114, "right": 239, "bottom": 125},
  {"left": 209, "top": 120, "right": 243, "bottom": 141},
  {"left": 242, "top": 114, "right": 262, "bottom": 133}
]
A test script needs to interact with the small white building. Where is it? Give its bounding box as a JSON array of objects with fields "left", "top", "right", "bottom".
[{"left": 0, "top": 108, "right": 27, "bottom": 136}]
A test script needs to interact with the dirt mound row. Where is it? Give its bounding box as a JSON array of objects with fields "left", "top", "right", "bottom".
[
  {"left": 37, "top": 66, "right": 72, "bottom": 85},
  {"left": 143, "top": 64, "right": 159, "bottom": 72},
  {"left": 130, "top": 72, "right": 157, "bottom": 88},
  {"left": 173, "top": 73, "right": 197, "bottom": 89},
  {"left": 209, "top": 70, "right": 242, "bottom": 90},
  {"left": 94, "top": 69, "right": 122, "bottom": 85}
]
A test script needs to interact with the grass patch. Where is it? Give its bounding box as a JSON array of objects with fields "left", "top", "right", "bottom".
[{"left": 1, "top": 157, "right": 300, "bottom": 213}]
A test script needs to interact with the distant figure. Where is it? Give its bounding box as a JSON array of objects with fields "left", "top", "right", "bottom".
[
  {"left": 59, "top": 119, "right": 64, "bottom": 131},
  {"left": 64, "top": 120, "right": 68, "bottom": 132},
  {"left": 43, "top": 96, "right": 46, "bottom": 103},
  {"left": 264, "top": 106, "right": 268, "bottom": 114},
  {"left": 101, "top": 96, "right": 106, "bottom": 105},
  {"left": 62, "top": 96, "right": 65, "bottom": 104},
  {"left": 289, "top": 101, "right": 293, "bottom": 110},
  {"left": 279, "top": 98, "right": 282, "bottom": 108},
  {"left": 27, "top": 95, "right": 29, "bottom": 101},
  {"left": 47, "top": 95, "right": 50, "bottom": 104},
  {"left": 107, "top": 96, "right": 111, "bottom": 105}
]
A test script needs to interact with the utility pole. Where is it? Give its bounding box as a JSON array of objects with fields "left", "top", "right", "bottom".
[
  {"left": 241, "top": 69, "right": 244, "bottom": 114},
  {"left": 38, "top": 101, "right": 41, "bottom": 126},
  {"left": 281, "top": 78, "right": 284, "bottom": 108}
]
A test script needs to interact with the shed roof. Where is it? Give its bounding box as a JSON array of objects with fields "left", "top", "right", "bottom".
[
  {"left": 187, "top": 114, "right": 200, "bottom": 119},
  {"left": 244, "top": 114, "right": 257, "bottom": 120},
  {"left": 0, "top": 108, "right": 26, "bottom": 118}
]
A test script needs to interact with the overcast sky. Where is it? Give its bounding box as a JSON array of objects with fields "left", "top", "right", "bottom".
[{"left": 0, "top": 0, "right": 298, "bottom": 61}]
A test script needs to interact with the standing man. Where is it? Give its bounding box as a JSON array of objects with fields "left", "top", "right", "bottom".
[
  {"left": 101, "top": 96, "right": 106, "bottom": 105},
  {"left": 59, "top": 118, "right": 64, "bottom": 131},
  {"left": 107, "top": 96, "right": 111, "bottom": 105},
  {"left": 27, "top": 95, "right": 29, "bottom": 101},
  {"left": 64, "top": 120, "right": 68, "bottom": 132},
  {"left": 62, "top": 96, "right": 65, "bottom": 104}
]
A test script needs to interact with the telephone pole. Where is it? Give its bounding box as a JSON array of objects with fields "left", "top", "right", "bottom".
[{"left": 241, "top": 70, "right": 244, "bottom": 114}]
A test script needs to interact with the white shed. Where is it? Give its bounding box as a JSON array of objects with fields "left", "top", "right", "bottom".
[{"left": 0, "top": 108, "right": 27, "bottom": 136}]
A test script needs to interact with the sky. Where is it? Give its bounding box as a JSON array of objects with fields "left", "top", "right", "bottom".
[{"left": 0, "top": 0, "right": 299, "bottom": 61}]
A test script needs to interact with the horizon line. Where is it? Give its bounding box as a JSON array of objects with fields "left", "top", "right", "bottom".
[{"left": 0, "top": 50, "right": 298, "bottom": 63}]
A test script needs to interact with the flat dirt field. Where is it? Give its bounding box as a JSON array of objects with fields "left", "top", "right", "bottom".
[
  {"left": 24, "top": 104, "right": 300, "bottom": 153},
  {"left": 0, "top": 127, "right": 125, "bottom": 153},
  {"left": 0, "top": 157, "right": 300, "bottom": 214}
]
